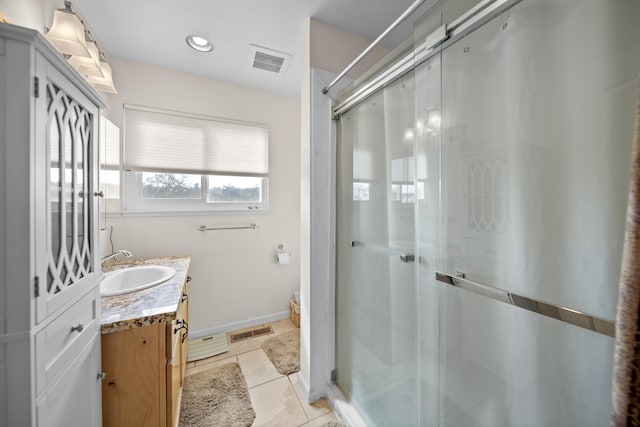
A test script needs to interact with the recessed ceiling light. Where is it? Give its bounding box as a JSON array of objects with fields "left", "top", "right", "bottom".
[{"left": 186, "top": 35, "right": 213, "bottom": 52}]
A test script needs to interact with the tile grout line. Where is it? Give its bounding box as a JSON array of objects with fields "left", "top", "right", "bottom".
[
  {"left": 287, "top": 374, "right": 312, "bottom": 425},
  {"left": 287, "top": 374, "right": 336, "bottom": 425},
  {"left": 247, "top": 374, "right": 290, "bottom": 392},
  {"left": 186, "top": 320, "right": 333, "bottom": 426}
]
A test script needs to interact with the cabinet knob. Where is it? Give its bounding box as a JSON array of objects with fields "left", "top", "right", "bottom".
[
  {"left": 70, "top": 323, "right": 84, "bottom": 333},
  {"left": 93, "top": 191, "right": 105, "bottom": 198}
]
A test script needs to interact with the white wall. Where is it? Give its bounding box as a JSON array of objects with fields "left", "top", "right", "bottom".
[
  {"left": 0, "top": 0, "right": 60, "bottom": 34},
  {"left": 100, "top": 59, "right": 301, "bottom": 336}
]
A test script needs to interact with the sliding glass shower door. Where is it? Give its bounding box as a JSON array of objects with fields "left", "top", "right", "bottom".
[
  {"left": 427, "top": 0, "right": 639, "bottom": 425},
  {"left": 336, "top": 72, "right": 420, "bottom": 426},
  {"left": 335, "top": 0, "right": 640, "bottom": 425}
]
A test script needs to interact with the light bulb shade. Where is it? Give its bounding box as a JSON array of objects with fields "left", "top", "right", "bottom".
[
  {"left": 87, "top": 61, "right": 117, "bottom": 94},
  {"left": 403, "top": 126, "right": 415, "bottom": 143},
  {"left": 68, "top": 42, "right": 105, "bottom": 78},
  {"left": 45, "top": 10, "right": 91, "bottom": 57}
]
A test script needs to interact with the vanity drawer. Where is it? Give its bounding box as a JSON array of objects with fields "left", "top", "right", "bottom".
[
  {"left": 37, "top": 332, "right": 101, "bottom": 427},
  {"left": 35, "top": 289, "right": 99, "bottom": 395}
]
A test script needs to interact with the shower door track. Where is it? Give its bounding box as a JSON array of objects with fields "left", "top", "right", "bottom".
[
  {"left": 332, "top": 0, "right": 523, "bottom": 118},
  {"left": 435, "top": 272, "right": 616, "bottom": 337}
]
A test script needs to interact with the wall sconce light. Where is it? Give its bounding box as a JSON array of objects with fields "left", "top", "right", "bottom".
[
  {"left": 403, "top": 125, "right": 415, "bottom": 143},
  {"left": 428, "top": 108, "right": 441, "bottom": 131},
  {"left": 417, "top": 107, "right": 441, "bottom": 137},
  {"left": 87, "top": 61, "right": 117, "bottom": 94},
  {"left": 45, "top": 2, "right": 91, "bottom": 57},
  {"left": 45, "top": 1, "right": 117, "bottom": 94},
  {"left": 68, "top": 41, "right": 104, "bottom": 78}
]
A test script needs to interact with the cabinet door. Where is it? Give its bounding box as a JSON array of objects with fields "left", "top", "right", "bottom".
[
  {"left": 102, "top": 323, "right": 165, "bottom": 427},
  {"left": 168, "top": 282, "right": 188, "bottom": 427},
  {"left": 177, "top": 278, "right": 191, "bottom": 386},
  {"left": 35, "top": 58, "right": 100, "bottom": 323},
  {"left": 36, "top": 332, "right": 101, "bottom": 427},
  {"left": 180, "top": 282, "right": 189, "bottom": 381},
  {"left": 167, "top": 324, "right": 182, "bottom": 427}
]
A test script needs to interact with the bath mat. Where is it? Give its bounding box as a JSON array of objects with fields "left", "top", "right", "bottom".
[
  {"left": 187, "top": 333, "right": 228, "bottom": 362},
  {"left": 179, "top": 362, "right": 256, "bottom": 427},
  {"left": 261, "top": 329, "right": 300, "bottom": 375}
]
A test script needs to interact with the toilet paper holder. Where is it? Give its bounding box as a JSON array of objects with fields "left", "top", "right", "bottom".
[{"left": 276, "top": 244, "right": 291, "bottom": 264}]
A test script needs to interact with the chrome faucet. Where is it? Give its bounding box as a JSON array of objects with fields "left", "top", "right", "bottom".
[{"left": 100, "top": 249, "right": 133, "bottom": 264}]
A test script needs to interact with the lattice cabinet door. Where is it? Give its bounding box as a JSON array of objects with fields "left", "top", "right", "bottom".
[{"left": 35, "top": 59, "right": 100, "bottom": 324}]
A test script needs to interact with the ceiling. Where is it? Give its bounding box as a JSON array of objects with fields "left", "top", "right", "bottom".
[{"left": 71, "top": 0, "right": 436, "bottom": 96}]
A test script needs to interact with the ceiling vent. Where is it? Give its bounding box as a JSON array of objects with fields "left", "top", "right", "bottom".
[{"left": 248, "top": 44, "right": 292, "bottom": 74}]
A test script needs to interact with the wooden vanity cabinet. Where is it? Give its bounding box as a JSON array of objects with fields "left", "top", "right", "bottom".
[
  {"left": 102, "top": 279, "right": 189, "bottom": 427},
  {"left": 167, "top": 279, "right": 189, "bottom": 427}
]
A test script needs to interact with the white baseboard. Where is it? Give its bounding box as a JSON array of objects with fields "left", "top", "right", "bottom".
[
  {"left": 295, "top": 372, "right": 329, "bottom": 404},
  {"left": 189, "top": 310, "right": 290, "bottom": 340},
  {"left": 296, "top": 372, "right": 312, "bottom": 402},
  {"left": 326, "top": 383, "right": 369, "bottom": 427},
  {"left": 296, "top": 373, "right": 331, "bottom": 408}
]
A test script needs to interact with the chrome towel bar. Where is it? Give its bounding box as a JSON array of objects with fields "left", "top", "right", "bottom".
[
  {"left": 435, "top": 272, "right": 615, "bottom": 337},
  {"left": 198, "top": 223, "right": 259, "bottom": 232}
]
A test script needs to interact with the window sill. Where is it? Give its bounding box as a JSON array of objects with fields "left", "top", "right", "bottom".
[{"left": 105, "top": 208, "right": 271, "bottom": 217}]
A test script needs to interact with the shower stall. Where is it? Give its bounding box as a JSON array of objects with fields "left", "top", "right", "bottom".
[{"left": 333, "top": 0, "right": 640, "bottom": 425}]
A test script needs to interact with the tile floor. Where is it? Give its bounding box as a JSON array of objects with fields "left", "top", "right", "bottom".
[{"left": 185, "top": 318, "right": 341, "bottom": 427}]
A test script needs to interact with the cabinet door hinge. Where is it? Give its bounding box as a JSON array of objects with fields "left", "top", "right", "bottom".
[
  {"left": 34, "top": 276, "right": 40, "bottom": 298},
  {"left": 33, "top": 77, "right": 39, "bottom": 98}
]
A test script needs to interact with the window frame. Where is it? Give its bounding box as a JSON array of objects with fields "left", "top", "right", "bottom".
[
  {"left": 123, "top": 171, "right": 270, "bottom": 213},
  {"left": 120, "top": 105, "right": 270, "bottom": 214}
]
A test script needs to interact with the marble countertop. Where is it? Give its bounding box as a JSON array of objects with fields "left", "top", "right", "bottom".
[{"left": 100, "top": 255, "right": 191, "bottom": 334}]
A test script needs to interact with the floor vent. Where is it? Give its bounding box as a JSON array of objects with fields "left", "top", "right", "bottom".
[
  {"left": 248, "top": 44, "right": 292, "bottom": 74},
  {"left": 187, "top": 333, "right": 229, "bottom": 363},
  {"left": 229, "top": 326, "right": 273, "bottom": 343}
]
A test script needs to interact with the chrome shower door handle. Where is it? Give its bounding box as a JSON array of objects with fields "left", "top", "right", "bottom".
[
  {"left": 400, "top": 254, "right": 415, "bottom": 263},
  {"left": 434, "top": 272, "right": 616, "bottom": 337},
  {"left": 350, "top": 240, "right": 415, "bottom": 263}
]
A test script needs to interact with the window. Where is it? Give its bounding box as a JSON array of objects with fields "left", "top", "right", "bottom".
[
  {"left": 99, "top": 116, "right": 121, "bottom": 214},
  {"left": 122, "top": 105, "right": 269, "bottom": 212},
  {"left": 353, "top": 148, "right": 373, "bottom": 202},
  {"left": 353, "top": 182, "right": 370, "bottom": 201},
  {"left": 390, "top": 156, "right": 424, "bottom": 204}
]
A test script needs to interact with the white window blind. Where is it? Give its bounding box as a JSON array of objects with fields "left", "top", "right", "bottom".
[
  {"left": 123, "top": 105, "right": 269, "bottom": 175},
  {"left": 100, "top": 116, "right": 120, "bottom": 168}
]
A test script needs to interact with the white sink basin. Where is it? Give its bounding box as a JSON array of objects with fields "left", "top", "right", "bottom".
[{"left": 100, "top": 265, "right": 176, "bottom": 297}]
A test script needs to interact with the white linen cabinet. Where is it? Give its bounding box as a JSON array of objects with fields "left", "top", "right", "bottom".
[{"left": 0, "top": 23, "right": 105, "bottom": 427}]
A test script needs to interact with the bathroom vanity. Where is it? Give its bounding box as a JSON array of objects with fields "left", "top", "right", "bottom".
[{"left": 100, "top": 255, "right": 191, "bottom": 427}]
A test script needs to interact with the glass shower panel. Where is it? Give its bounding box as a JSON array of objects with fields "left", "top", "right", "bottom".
[
  {"left": 434, "top": 0, "right": 640, "bottom": 425},
  {"left": 414, "top": 9, "right": 443, "bottom": 427},
  {"left": 437, "top": 287, "right": 615, "bottom": 426},
  {"left": 336, "top": 73, "right": 419, "bottom": 427}
]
